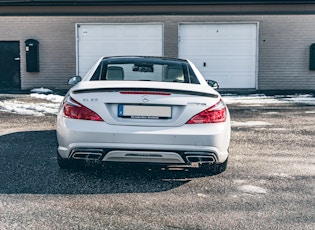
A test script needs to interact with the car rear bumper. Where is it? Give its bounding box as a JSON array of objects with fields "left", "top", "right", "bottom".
[{"left": 57, "top": 116, "right": 230, "bottom": 164}]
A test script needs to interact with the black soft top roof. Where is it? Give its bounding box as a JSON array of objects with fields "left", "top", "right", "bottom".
[{"left": 102, "top": 56, "right": 188, "bottom": 64}]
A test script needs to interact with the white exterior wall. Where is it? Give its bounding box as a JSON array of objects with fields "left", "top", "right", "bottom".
[{"left": 0, "top": 15, "right": 315, "bottom": 90}]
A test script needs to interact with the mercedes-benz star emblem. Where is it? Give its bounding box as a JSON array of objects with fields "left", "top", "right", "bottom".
[{"left": 142, "top": 95, "right": 150, "bottom": 103}]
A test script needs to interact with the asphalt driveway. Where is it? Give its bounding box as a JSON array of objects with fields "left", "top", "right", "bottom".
[{"left": 0, "top": 94, "right": 314, "bottom": 229}]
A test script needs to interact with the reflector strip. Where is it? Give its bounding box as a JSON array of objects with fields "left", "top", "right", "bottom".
[{"left": 120, "top": 91, "right": 171, "bottom": 96}]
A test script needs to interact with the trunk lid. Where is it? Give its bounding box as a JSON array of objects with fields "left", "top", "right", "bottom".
[{"left": 69, "top": 81, "right": 220, "bottom": 127}]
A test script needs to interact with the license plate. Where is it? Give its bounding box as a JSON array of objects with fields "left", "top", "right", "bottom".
[{"left": 118, "top": 105, "right": 172, "bottom": 119}]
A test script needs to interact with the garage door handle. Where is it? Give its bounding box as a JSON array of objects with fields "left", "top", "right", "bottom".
[
  {"left": 203, "top": 62, "right": 206, "bottom": 67},
  {"left": 14, "top": 57, "right": 20, "bottom": 61}
]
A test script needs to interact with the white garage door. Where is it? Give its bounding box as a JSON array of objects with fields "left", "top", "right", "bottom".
[
  {"left": 179, "top": 23, "right": 257, "bottom": 89},
  {"left": 76, "top": 23, "right": 163, "bottom": 77}
]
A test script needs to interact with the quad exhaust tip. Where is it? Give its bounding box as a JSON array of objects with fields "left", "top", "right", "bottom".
[
  {"left": 186, "top": 156, "right": 216, "bottom": 164},
  {"left": 185, "top": 152, "right": 217, "bottom": 165},
  {"left": 71, "top": 150, "right": 103, "bottom": 161}
]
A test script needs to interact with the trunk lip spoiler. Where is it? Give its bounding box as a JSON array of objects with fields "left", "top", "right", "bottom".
[{"left": 72, "top": 88, "right": 218, "bottom": 98}]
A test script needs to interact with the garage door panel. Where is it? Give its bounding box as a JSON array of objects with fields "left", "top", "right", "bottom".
[
  {"left": 120, "top": 26, "right": 162, "bottom": 38},
  {"left": 180, "top": 40, "right": 233, "bottom": 55},
  {"left": 180, "top": 40, "right": 256, "bottom": 56},
  {"left": 229, "top": 41, "right": 255, "bottom": 53},
  {"left": 179, "top": 23, "right": 257, "bottom": 89},
  {"left": 192, "top": 57, "right": 256, "bottom": 72},
  {"left": 229, "top": 24, "right": 257, "bottom": 38},
  {"left": 79, "top": 24, "right": 163, "bottom": 39},
  {"left": 180, "top": 25, "right": 231, "bottom": 38},
  {"left": 77, "top": 23, "right": 163, "bottom": 76},
  {"left": 213, "top": 58, "right": 256, "bottom": 71},
  {"left": 204, "top": 72, "right": 256, "bottom": 88}
]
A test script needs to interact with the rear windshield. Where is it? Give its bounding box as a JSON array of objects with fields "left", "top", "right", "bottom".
[{"left": 90, "top": 57, "right": 200, "bottom": 84}]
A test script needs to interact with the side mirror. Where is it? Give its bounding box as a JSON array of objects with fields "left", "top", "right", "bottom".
[
  {"left": 206, "top": 80, "right": 219, "bottom": 90},
  {"left": 68, "top": 76, "right": 82, "bottom": 85}
]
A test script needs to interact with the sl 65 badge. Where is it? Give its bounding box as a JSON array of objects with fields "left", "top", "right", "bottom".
[{"left": 83, "top": 98, "right": 99, "bottom": 102}]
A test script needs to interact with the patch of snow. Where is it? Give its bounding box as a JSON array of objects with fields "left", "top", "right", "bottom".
[
  {"left": 238, "top": 185, "right": 267, "bottom": 194},
  {"left": 0, "top": 100, "right": 59, "bottom": 116},
  {"left": 281, "top": 94, "right": 315, "bottom": 105},
  {"left": 197, "top": 193, "right": 208, "bottom": 198},
  {"left": 233, "top": 179, "right": 248, "bottom": 184},
  {"left": 232, "top": 121, "right": 272, "bottom": 127},
  {"left": 268, "top": 128, "right": 287, "bottom": 131},
  {"left": 223, "top": 94, "right": 283, "bottom": 105},
  {"left": 222, "top": 93, "right": 315, "bottom": 106},
  {"left": 30, "top": 87, "right": 54, "bottom": 94},
  {"left": 0, "top": 89, "right": 64, "bottom": 116},
  {"left": 30, "top": 93, "right": 64, "bottom": 103},
  {"left": 263, "top": 111, "right": 279, "bottom": 115},
  {"left": 0, "top": 101, "right": 45, "bottom": 116},
  {"left": 272, "top": 173, "right": 295, "bottom": 179}
]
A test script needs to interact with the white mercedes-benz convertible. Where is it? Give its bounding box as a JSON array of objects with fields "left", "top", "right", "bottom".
[{"left": 56, "top": 56, "right": 230, "bottom": 174}]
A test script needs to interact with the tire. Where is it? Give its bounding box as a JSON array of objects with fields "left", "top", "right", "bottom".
[
  {"left": 57, "top": 152, "right": 84, "bottom": 170},
  {"left": 200, "top": 158, "right": 228, "bottom": 175}
]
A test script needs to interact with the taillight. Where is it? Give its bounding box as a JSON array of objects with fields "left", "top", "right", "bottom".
[
  {"left": 63, "top": 97, "right": 103, "bottom": 121},
  {"left": 186, "top": 99, "right": 226, "bottom": 124}
]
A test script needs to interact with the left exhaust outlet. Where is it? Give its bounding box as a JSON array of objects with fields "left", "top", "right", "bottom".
[{"left": 71, "top": 150, "right": 104, "bottom": 160}]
